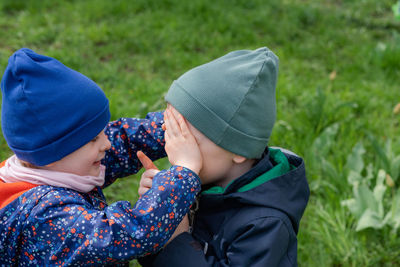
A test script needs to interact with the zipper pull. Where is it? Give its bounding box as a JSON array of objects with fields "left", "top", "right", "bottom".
[{"left": 188, "top": 198, "right": 199, "bottom": 233}]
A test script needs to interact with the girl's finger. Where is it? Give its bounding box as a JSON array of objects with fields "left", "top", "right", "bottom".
[
  {"left": 137, "top": 151, "right": 159, "bottom": 170},
  {"left": 165, "top": 109, "right": 178, "bottom": 136},
  {"left": 169, "top": 107, "right": 186, "bottom": 133},
  {"left": 164, "top": 110, "right": 174, "bottom": 137},
  {"left": 163, "top": 110, "right": 167, "bottom": 127},
  {"left": 166, "top": 109, "right": 180, "bottom": 137},
  {"left": 141, "top": 169, "right": 160, "bottom": 180},
  {"left": 170, "top": 107, "right": 198, "bottom": 144},
  {"left": 140, "top": 177, "right": 153, "bottom": 188},
  {"left": 172, "top": 108, "right": 191, "bottom": 138},
  {"left": 146, "top": 169, "right": 160, "bottom": 177},
  {"left": 138, "top": 187, "right": 149, "bottom": 197},
  {"left": 164, "top": 127, "right": 171, "bottom": 144}
]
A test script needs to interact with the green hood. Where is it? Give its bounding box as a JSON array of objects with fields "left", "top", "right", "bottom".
[{"left": 203, "top": 148, "right": 293, "bottom": 195}]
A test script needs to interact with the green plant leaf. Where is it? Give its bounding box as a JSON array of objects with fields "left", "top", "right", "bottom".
[
  {"left": 346, "top": 142, "right": 365, "bottom": 174},
  {"left": 341, "top": 198, "right": 357, "bottom": 215},
  {"left": 391, "top": 155, "right": 400, "bottom": 182},
  {"left": 365, "top": 163, "right": 374, "bottom": 184},
  {"left": 321, "top": 158, "right": 339, "bottom": 180},
  {"left": 356, "top": 209, "right": 385, "bottom": 231},
  {"left": 367, "top": 133, "right": 391, "bottom": 172},
  {"left": 347, "top": 170, "right": 363, "bottom": 187},
  {"left": 388, "top": 191, "right": 400, "bottom": 230},
  {"left": 373, "top": 170, "right": 387, "bottom": 217},
  {"left": 311, "top": 123, "right": 339, "bottom": 157},
  {"left": 306, "top": 86, "right": 326, "bottom": 133},
  {"left": 358, "top": 185, "right": 380, "bottom": 214},
  {"left": 393, "top": 1, "right": 400, "bottom": 20}
]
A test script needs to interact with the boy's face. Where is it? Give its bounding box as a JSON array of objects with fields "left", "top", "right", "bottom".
[
  {"left": 185, "top": 119, "right": 236, "bottom": 186},
  {"left": 43, "top": 131, "right": 111, "bottom": 177}
]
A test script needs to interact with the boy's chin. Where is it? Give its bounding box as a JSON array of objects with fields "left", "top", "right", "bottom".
[
  {"left": 200, "top": 180, "right": 213, "bottom": 186},
  {"left": 200, "top": 177, "right": 224, "bottom": 187}
]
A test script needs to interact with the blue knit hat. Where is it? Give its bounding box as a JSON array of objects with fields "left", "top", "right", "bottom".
[{"left": 0, "top": 48, "right": 110, "bottom": 166}]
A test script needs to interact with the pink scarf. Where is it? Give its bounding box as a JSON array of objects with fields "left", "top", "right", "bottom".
[{"left": 0, "top": 155, "right": 105, "bottom": 193}]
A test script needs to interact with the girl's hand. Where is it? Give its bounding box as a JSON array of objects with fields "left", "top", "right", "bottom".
[
  {"left": 137, "top": 151, "right": 159, "bottom": 197},
  {"left": 164, "top": 106, "right": 202, "bottom": 175}
]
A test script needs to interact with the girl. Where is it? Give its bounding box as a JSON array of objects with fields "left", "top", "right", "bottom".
[{"left": 0, "top": 48, "right": 202, "bottom": 266}]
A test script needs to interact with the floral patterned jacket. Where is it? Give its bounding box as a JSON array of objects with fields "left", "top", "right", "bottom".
[{"left": 0, "top": 112, "right": 201, "bottom": 266}]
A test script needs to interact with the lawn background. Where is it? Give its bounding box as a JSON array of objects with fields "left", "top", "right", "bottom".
[{"left": 0, "top": 0, "right": 399, "bottom": 266}]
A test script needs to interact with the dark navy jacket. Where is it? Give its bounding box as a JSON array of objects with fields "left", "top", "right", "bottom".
[{"left": 139, "top": 147, "right": 309, "bottom": 267}]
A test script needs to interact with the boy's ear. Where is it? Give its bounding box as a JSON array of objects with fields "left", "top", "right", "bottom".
[{"left": 232, "top": 154, "right": 247, "bottom": 164}]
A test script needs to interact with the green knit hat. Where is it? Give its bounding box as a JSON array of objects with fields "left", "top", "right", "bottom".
[{"left": 165, "top": 47, "right": 279, "bottom": 159}]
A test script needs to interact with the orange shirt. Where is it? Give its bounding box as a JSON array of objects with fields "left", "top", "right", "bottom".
[{"left": 0, "top": 160, "right": 38, "bottom": 210}]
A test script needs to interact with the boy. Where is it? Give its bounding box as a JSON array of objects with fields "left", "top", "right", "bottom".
[{"left": 139, "top": 47, "right": 310, "bottom": 266}]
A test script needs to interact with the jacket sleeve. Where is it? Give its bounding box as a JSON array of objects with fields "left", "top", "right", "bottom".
[
  {"left": 102, "top": 111, "right": 166, "bottom": 187},
  {"left": 138, "top": 232, "right": 208, "bottom": 267},
  {"left": 139, "top": 217, "right": 294, "bottom": 267},
  {"left": 24, "top": 166, "right": 200, "bottom": 265},
  {"left": 221, "top": 217, "right": 294, "bottom": 267}
]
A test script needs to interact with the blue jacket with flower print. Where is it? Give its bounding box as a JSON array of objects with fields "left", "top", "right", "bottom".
[{"left": 0, "top": 112, "right": 201, "bottom": 266}]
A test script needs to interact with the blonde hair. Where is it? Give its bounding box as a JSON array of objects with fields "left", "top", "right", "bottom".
[{"left": 19, "top": 160, "right": 39, "bottom": 169}]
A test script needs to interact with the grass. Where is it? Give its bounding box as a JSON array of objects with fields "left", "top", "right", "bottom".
[{"left": 0, "top": 0, "right": 399, "bottom": 265}]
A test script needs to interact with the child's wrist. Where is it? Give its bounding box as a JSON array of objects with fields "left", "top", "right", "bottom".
[
  {"left": 174, "top": 162, "right": 200, "bottom": 175},
  {"left": 184, "top": 166, "right": 200, "bottom": 175}
]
